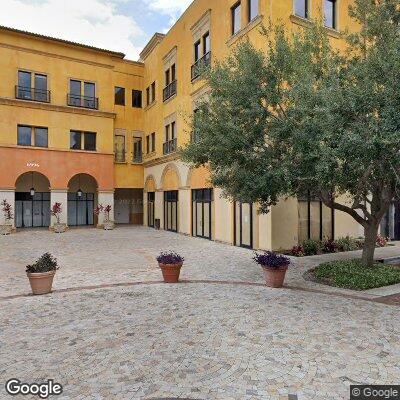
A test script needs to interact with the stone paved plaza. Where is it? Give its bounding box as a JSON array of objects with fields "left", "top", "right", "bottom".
[{"left": 0, "top": 227, "right": 399, "bottom": 400}]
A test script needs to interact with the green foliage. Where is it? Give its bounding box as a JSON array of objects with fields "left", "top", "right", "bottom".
[
  {"left": 302, "top": 239, "right": 324, "bottom": 256},
  {"left": 26, "top": 253, "right": 58, "bottom": 274},
  {"left": 314, "top": 260, "right": 400, "bottom": 290},
  {"left": 182, "top": 0, "right": 400, "bottom": 267},
  {"left": 335, "top": 236, "right": 362, "bottom": 252}
]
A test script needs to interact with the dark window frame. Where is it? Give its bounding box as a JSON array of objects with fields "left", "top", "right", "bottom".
[
  {"left": 248, "top": 0, "right": 259, "bottom": 22},
  {"left": 132, "top": 90, "right": 142, "bottom": 108},
  {"left": 294, "top": 0, "right": 309, "bottom": 19},
  {"left": 17, "top": 125, "right": 48, "bottom": 148},
  {"left": 151, "top": 132, "right": 156, "bottom": 153},
  {"left": 231, "top": 1, "right": 242, "bottom": 36},
  {"left": 114, "top": 86, "right": 126, "bottom": 106},
  {"left": 324, "top": 0, "right": 337, "bottom": 29},
  {"left": 70, "top": 131, "right": 96, "bottom": 151}
]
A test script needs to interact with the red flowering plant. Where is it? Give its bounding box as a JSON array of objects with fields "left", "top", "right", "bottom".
[
  {"left": 94, "top": 204, "right": 112, "bottom": 222},
  {"left": 94, "top": 204, "right": 104, "bottom": 217},
  {"left": 1, "top": 199, "right": 13, "bottom": 224},
  {"left": 376, "top": 234, "right": 389, "bottom": 248},
  {"left": 51, "top": 202, "right": 62, "bottom": 224}
]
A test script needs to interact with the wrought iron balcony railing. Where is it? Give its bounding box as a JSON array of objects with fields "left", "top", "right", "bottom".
[
  {"left": 163, "top": 80, "right": 177, "bottom": 102},
  {"left": 15, "top": 86, "right": 50, "bottom": 103},
  {"left": 133, "top": 153, "right": 143, "bottom": 164},
  {"left": 191, "top": 51, "right": 211, "bottom": 82},
  {"left": 163, "top": 138, "right": 177, "bottom": 155},
  {"left": 67, "top": 94, "right": 99, "bottom": 110},
  {"left": 114, "top": 149, "right": 126, "bottom": 163}
]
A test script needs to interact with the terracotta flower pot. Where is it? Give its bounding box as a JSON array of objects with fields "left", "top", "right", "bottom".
[
  {"left": 103, "top": 221, "right": 115, "bottom": 230},
  {"left": 27, "top": 270, "right": 56, "bottom": 295},
  {"left": 262, "top": 265, "right": 288, "bottom": 288},
  {"left": 53, "top": 223, "right": 67, "bottom": 233},
  {"left": 0, "top": 224, "right": 13, "bottom": 235},
  {"left": 159, "top": 262, "right": 183, "bottom": 283}
]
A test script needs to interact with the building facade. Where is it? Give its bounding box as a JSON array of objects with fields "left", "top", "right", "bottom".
[{"left": 0, "top": 0, "right": 365, "bottom": 249}]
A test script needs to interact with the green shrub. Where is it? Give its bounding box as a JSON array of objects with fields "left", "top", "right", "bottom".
[
  {"left": 335, "top": 236, "right": 361, "bottom": 252},
  {"left": 314, "top": 260, "right": 400, "bottom": 290},
  {"left": 302, "top": 239, "right": 324, "bottom": 256}
]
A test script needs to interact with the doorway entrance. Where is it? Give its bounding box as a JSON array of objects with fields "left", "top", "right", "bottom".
[
  {"left": 234, "top": 202, "right": 253, "bottom": 249},
  {"left": 148, "top": 192, "right": 155, "bottom": 227},
  {"left": 15, "top": 172, "right": 51, "bottom": 228},
  {"left": 164, "top": 191, "right": 178, "bottom": 232},
  {"left": 192, "top": 189, "right": 213, "bottom": 240}
]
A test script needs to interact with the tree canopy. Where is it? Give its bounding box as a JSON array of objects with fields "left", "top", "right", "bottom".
[{"left": 182, "top": 0, "right": 400, "bottom": 266}]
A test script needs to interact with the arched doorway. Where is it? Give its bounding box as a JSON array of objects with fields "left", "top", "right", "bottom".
[
  {"left": 67, "top": 174, "right": 98, "bottom": 227},
  {"left": 15, "top": 172, "right": 51, "bottom": 228}
]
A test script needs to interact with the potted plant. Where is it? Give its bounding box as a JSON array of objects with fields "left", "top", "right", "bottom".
[
  {"left": 156, "top": 252, "right": 184, "bottom": 283},
  {"left": 0, "top": 199, "right": 14, "bottom": 235},
  {"left": 26, "top": 253, "right": 58, "bottom": 295},
  {"left": 51, "top": 202, "right": 67, "bottom": 233},
  {"left": 253, "top": 251, "right": 290, "bottom": 288},
  {"left": 95, "top": 204, "right": 115, "bottom": 230}
]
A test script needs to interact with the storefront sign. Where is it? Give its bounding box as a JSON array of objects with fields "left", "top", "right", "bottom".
[{"left": 26, "top": 162, "right": 40, "bottom": 168}]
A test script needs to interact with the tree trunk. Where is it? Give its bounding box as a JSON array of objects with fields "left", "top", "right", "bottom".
[{"left": 361, "top": 223, "right": 380, "bottom": 267}]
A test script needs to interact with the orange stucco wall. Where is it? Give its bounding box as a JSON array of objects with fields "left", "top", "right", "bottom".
[{"left": 0, "top": 146, "right": 114, "bottom": 190}]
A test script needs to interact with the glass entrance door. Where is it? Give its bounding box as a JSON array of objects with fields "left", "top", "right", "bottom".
[
  {"left": 15, "top": 192, "right": 50, "bottom": 228},
  {"left": 192, "top": 189, "right": 213, "bottom": 240},
  {"left": 164, "top": 191, "right": 178, "bottom": 232},
  {"left": 235, "top": 202, "right": 253, "bottom": 249},
  {"left": 67, "top": 193, "right": 94, "bottom": 226},
  {"left": 147, "top": 192, "right": 155, "bottom": 227}
]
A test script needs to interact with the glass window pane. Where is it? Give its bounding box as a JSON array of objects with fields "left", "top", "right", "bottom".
[
  {"left": 194, "top": 41, "right": 201, "bottom": 61},
  {"left": 132, "top": 90, "right": 142, "bottom": 108},
  {"left": 324, "top": 0, "right": 335, "bottom": 28},
  {"left": 35, "top": 74, "right": 47, "bottom": 91},
  {"left": 84, "top": 133, "right": 96, "bottom": 151},
  {"left": 18, "top": 126, "right": 32, "bottom": 146},
  {"left": 70, "top": 80, "right": 81, "bottom": 95},
  {"left": 115, "top": 87, "right": 125, "bottom": 105},
  {"left": 70, "top": 131, "right": 81, "bottom": 150},
  {"left": 249, "top": 0, "right": 259, "bottom": 21},
  {"left": 84, "top": 82, "right": 95, "bottom": 98},
  {"left": 114, "top": 135, "right": 125, "bottom": 162},
  {"left": 203, "top": 33, "right": 210, "bottom": 55},
  {"left": 18, "top": 71, "right": 31, "bottom": 88},
  {"left": 34, "top": 128, "right": 48, "bottom": 148},
  {"left": 295, "top": 0, "right": 308, "bottom": 18},
  {"left": 232, "top": 3, "right": 241, "bottom": 35}
]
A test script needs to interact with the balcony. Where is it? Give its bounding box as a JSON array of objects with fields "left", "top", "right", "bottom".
[
  {"left": 133, "top": 153, "right": 143, "bottom": 164},
  {"left": 15, "top": 86, "right": 50, "bottom": 103},
  {"left": 163, "top": 138, "right": 177, "bottom": 155},
  {"left": 163, "top": 80, "right": 177, "bottom": 102},
  {"left": 191, "top": 51, "right": 211, "bottom": 82},
  {"left": 67, "top": 94, "right": 99, "bottom": 110},
  {"left": 114, "top": 149, "right": 125, "bottom": 163}
]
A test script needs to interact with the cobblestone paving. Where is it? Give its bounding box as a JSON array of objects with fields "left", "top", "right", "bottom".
[
  {"left": 1, "top": 227, "right": 399, "bottom": 399},
  {"left": 1, "top": 226, "right": 400, "bottom": 298}
]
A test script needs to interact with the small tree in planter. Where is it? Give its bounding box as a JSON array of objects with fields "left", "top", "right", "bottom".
[
  {"left": 156, "top": 252, "right": 185, "bottom": 283},
  {"left": 0, "top": 199, "right": 14, "bottom": 235},
  {"left": 51, "top": 202, "right": 67, "bottom": 233},
  {"left": 26, "top": 253, "right": 59, "bottom": 295},
  {"left": 95, "top": 204, "right": 115, "bottom": 230},
  {"left": 253, "top": 251, "right": 291, "bottom": 288}
]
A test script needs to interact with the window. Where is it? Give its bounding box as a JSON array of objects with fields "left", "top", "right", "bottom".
[
  {"left": 114, "top": 135, "right": 125, "bottom": 162},
  {"left": 70, "top": 131, "right": 81, "bottom": 150},
  {"left": 132, "top": 90, "right": 142, "bottom": 108},
  {"left": 165, "top": 69, "right": 171, "bottom": 86},
  {"left": 194, "top": 40, "right": 201, "bottom": 62},
  {"left": 146, "top": 135, "right": 150, "bottom": 154},
  {"left": 115, "top": 87, "right": 125, "bottom": 106},
  {"left": 163, "top": 64, "right": 177, "bottom": 102},
  {"left": 248, "top": 0, "right": 259, "bottom": 22},
  {"left": 203, "top": 32, "right": 210, "bottom": 55},
  {"left": 146, "top": 87, "right": 150, "bottom": 106},
  {"left": 70, "top": 131, "right": 96, "bottom": 151},
  {"left": 17, "top": 71, "right": 49, "bottom": 102},
  {"left": 151, "top": 132, "right": 155, "bottom": 152},
  {"left": 294, "top": 0, "right": 308, "bottom": 19},
  {"left": 84, "top": 133, "right": 96, "bottom": 151},
  {"left": 68, "top": 80, "right": 97, "bottom": 109},
  {"left": 324, "top": 0, "right": 336, "bottom": 29},
  {"left": 151, "top": 82, "right": 156, "bottom": 103},
  {"left": 163, "top": 122, "right": 177, "bottom": 155},
  {"left": 133, "top": 137, "right": 142, "bottom": 163},
  {"left": 17, "top": 125, "right": 48, "bottom": 148},
  {"left": 232, "top": 2, "right": 241, "bottom": 35}
]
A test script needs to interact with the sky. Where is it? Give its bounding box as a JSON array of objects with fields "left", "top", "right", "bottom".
[{"left": 1, "top": 0, "right": 193, "bottom": 60}]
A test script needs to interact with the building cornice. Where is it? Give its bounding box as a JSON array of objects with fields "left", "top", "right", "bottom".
[
  {"left": 139, "top": 33, "right": 165, "bottom": 61},
  {"left": 143, "top": 152, "right": 181, "bottom": 168}
]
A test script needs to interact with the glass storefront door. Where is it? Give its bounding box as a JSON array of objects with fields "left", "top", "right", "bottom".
[
  {"left": 164, "top": 191, "right": 178, "bottom": 232},
  {"left": 234, "top": 202, "right": 253, "bottom": 249},
  {"left": 147, "top": 192, "right": 155, "bottom": 228},
  {"left": 192, "top": 189, "right": 213, "bottom": 240},
  {"left": 67, "top": 193, "right": 94, "bottom": 226},
  {"left": 15, "top": 192, "right": 50, "bottom": 228}
]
